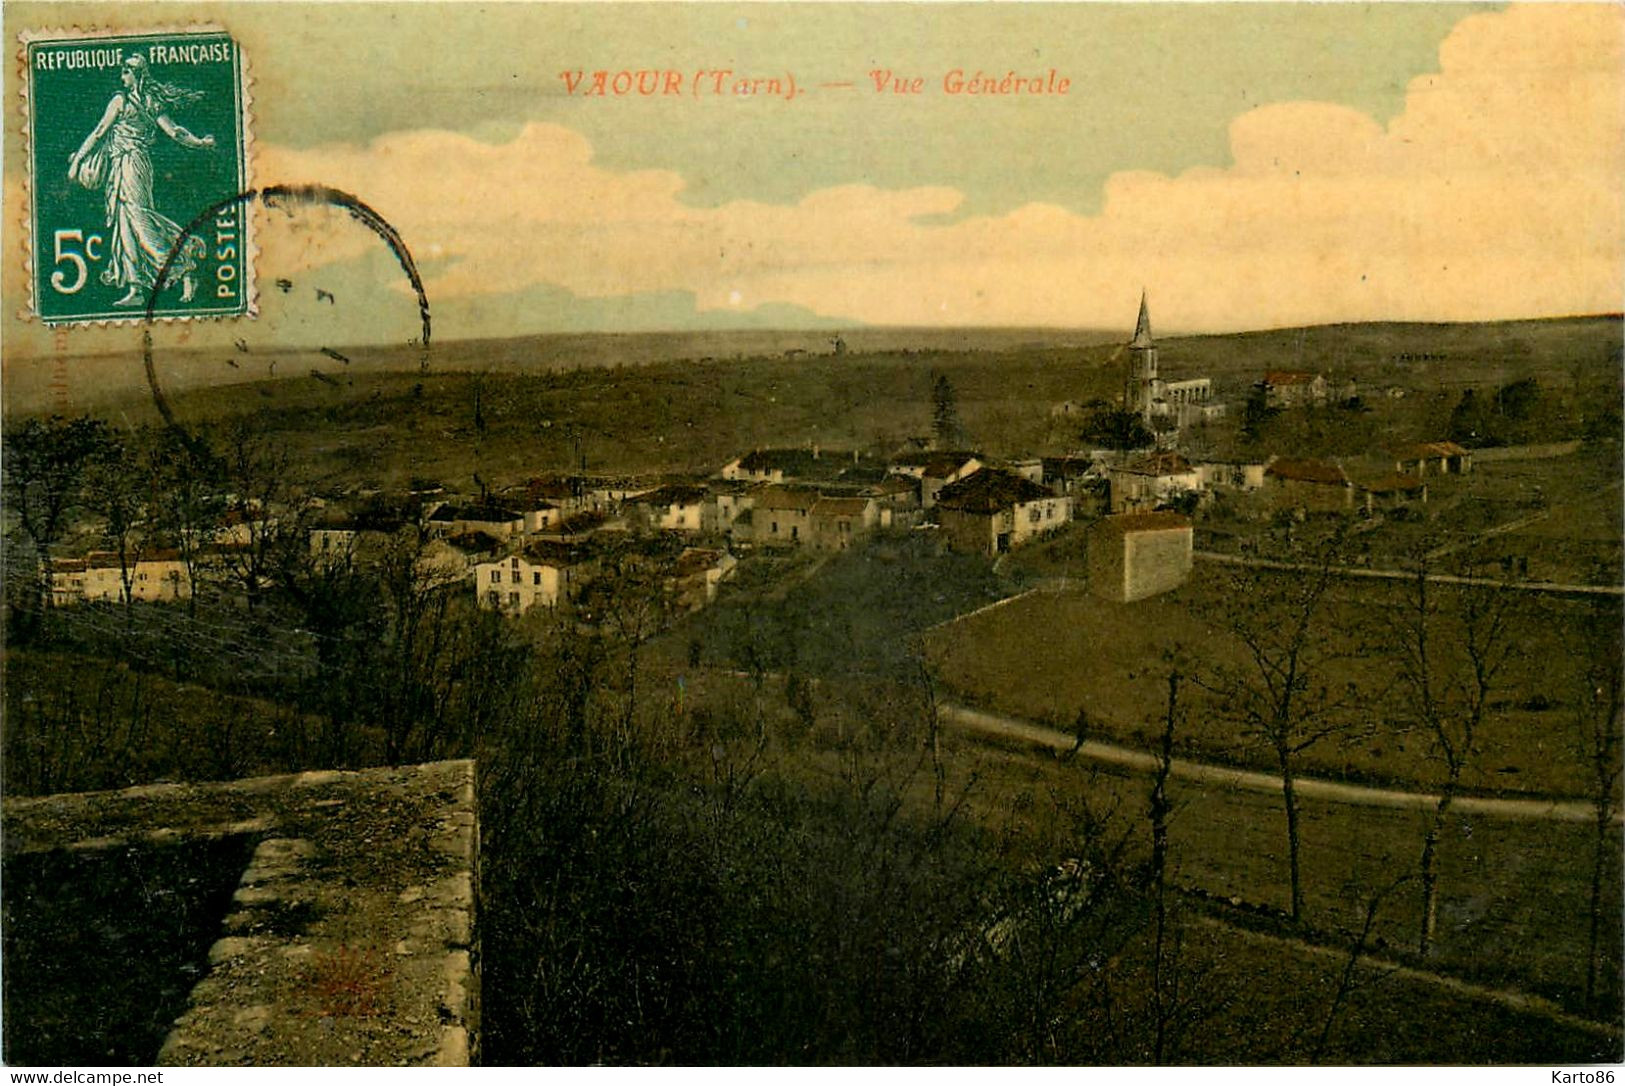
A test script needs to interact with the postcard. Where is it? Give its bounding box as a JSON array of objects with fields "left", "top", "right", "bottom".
[{"left": 1, "top": 0, "right": 1621, "bottom": 1069}]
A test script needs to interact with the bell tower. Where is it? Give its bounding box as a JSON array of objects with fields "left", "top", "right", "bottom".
[{"left": 1123, "top": 290, "right": 1159, "bottom": 419}]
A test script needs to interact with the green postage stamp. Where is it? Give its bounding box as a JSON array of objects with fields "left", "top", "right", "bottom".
[{"left": 20, "top": 26, "right": 250, "bottom": 324}]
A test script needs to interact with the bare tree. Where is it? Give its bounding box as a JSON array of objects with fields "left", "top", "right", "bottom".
[
  {"left": 215, "top": 418, "right": 306, "bottom": 609},
  {"left": 147, "top": 428, "right": 225, "bottom": 616},
  {"left": 1388, "top": 560, "right": 1516, "bottom": 957},
  {"left": 1310, "top": 875, "right": 1410, "bottom": 1062},
  {"left": 83, "top": 431, "right": 158, "bottom": 616},
  {"left": 2, "top": 415, "right": 111, "bottom": 631},
  {"left": 1205, "top": 530, "right": 1358, "bottom": 923},
  {"left": 1566, "top": 600, "right": 1623, "bottom": 1011}
]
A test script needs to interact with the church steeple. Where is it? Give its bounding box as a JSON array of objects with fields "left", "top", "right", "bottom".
[
  {"left": 1124, "top": 290, "right": 1160, "bottom": 420},
  {"left": 1129, "top": 289, "right": 1154, "bottom": 349}
]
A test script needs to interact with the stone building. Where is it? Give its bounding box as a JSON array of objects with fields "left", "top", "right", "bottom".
[
  {"left": 934, "top": 468, "right": 1071, "bottom": 555},
  {"left": 1122, "top": 293, "right": 1224, "bottom": 429},
  {"left": 1087, "top": 512, "right": 1194, "bottom": 603}
]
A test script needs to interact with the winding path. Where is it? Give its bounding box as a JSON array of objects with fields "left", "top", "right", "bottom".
[{"left": 939, "top": 702, "right": 1610, "bottom": 824}]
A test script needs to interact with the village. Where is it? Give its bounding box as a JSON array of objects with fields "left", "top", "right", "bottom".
[{"left": 39, "top": 295, "right": 1533, "bottom": 623}]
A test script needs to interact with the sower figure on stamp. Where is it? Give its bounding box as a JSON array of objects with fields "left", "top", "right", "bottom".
[{"left": 68, "top": 54, "right": 214, "bottom": 306}]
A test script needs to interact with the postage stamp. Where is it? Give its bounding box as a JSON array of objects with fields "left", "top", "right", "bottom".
[{"left": 19, "top": 26, "right": 250, "bottom": 324}]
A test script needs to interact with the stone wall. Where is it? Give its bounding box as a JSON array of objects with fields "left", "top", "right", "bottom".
[{"left": 2, "top": 760, "right": 478, "bottom": 1067}]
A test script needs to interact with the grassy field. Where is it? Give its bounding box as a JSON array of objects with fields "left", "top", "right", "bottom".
[{"left": 922, "top": 570, "right": 1617, "bottom": 798}]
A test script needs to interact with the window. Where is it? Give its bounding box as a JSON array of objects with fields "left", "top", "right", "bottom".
[
  {"left": 791, "top": 526, "right": 798, "bottom": 541},
  {"left": 533, "top": 571, "right": 542, "bottom": 586},
  {"left": 490, "top": 570, "right": 500, "bottom": 583},
  {"left": 771, "top": 521, "right": 779, "bottom": 535},
  {"left": 509, "top": 591, "right": 520, "bottom": 605}
]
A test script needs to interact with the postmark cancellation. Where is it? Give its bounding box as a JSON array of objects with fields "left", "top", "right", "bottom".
[{"left": 19, "top": 25, "right": 251, "bottom": 325}]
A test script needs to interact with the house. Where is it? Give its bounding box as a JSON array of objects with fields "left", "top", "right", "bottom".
[
  {"left": 810, "top": 496, "right": 880, "bottom": 551},
  {"left": 1359, "top": 472, "right": 1429, "bottom": 513},
  {"left": 1007, "top": 459, "right": 1045, "bottom": 485},
  {"left": 582, "top": 476, "right": 658, "bottom": 513},
  {"left": 1395, "top": 441, "right": 1473, "bottom": 477},
  {"left": 704, "top": 480, "right": 756, "bottom": 534},
  {"left": 890, "top": 451, "right": 982, "bottom": 509},
  {"left": 309, "top": 500, "right": 416, "bottom": 565},
  {"left": 535, "top": 510, "right": 609, "bottom": 544},
  {"left": 751, "top": 486, "right": 822, "bottom": 545},
  {"left": 474, "top": 543, "right": 590, "bottom": 615},
  {"left": 441, "top": 530, "right": 505, "bottom": 564},
  {"left": 670, "top": 547, "right": 738, "bottom": 610},
  {"left": 1265, "top": 458, "right": 1354, "bottom": 512},
  {"left": 1088, "top": 513, "right": 1193, "bottom": 603},
  {"left": 426, "top": 502, "right": 525, "bottom": 540},
  {"left": 721, "top": 448, "right": 863, "bottom": 484},
  {"left": 1258, "top": 371, "right": 1328, "bottom": 408},
  {"left": 935, "top": 468, "right": 1072, "bottom": 555},
  {"left": 861, "top": 474, "right": 921, "bottom": 526},
  {"left": 1108, "top": 451, "right": 1202, "bottom": 514},
  {"left": 1050, "top": 400, "right": 1087, "bottom": 419},
  {"left": 48, "top": 549, "right": 191, "bottom": 606},
  {"left": 1195, "top": 460, "right": 1268, "bottom": 492},
  {"left": 623, "top": 484, "right": 709, "bottom": 533}
]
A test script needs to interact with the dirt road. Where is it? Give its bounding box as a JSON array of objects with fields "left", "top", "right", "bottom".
[{"left": 939, "top": 702, "right": 1609, "bottom": 823}]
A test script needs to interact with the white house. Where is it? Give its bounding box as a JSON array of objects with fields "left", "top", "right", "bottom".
[
  {"left": 48, "top": 549, "right": 191, "bottom": 606},
  {"left": 623, "top": 484, "right": 709, "bottom": 533},
  {"left": 474, "top": 544, "right": 589, "bottom": 615}
]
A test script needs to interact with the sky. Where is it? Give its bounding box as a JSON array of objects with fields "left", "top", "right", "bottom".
[{"left": 2, "top": 1, "right": 1622, "bottom": 363}]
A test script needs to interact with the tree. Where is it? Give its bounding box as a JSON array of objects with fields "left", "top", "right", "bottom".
[
  {"left": 1566, "top": 601, "right": 1623, "bottom": 1011},
  {"left": 215, "top": 418, "right": 306, "bottom": 609},
  {"left": 931, "top": 372, "right": 962, "bottom": 449},
  {"left": 1240, "top": 385, "right": 1279, "bottom": 443},
  {"left": 1387, "top": 558, "right": 1517, "bottom": 956},
  {"left": 2, "top": 415, "right": 112, "bottom": 632},
  {"left": 1080, "top": 404, "right": 1154, "bottom": 452},
  {"left": 83, "top": 431, "right": 160, "bottom": 617},
  {"left": 147, "top": 428, "right": 226, "bottom": 616},
  {"left": 1204, "top": 529, "right": 1359, "bottom": 923}
]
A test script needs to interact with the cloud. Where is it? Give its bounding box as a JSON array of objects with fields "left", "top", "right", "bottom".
[{"left": 255, "top": 3, "right": 1622, "bottom": 333}]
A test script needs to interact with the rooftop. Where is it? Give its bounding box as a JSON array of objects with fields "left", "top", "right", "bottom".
[
  {"left": 754, "top": 485, "right": 824, "bottom": 512},
  {"left": 1093, "top": 511, "right": 1193, "bottom": 536},
  {"left": 811, "top": 496, "right": 873, "bottom": 517},
  {"left": 1260, "top": 370, "right": 1320, "bottom": 386},
  {"left": 625, "top": 484, "right": 709, "bottom": 506},
  {"left": 1397, "top": 440, "right": 1472, "bottom": 459},
  {"left": 429, "top": 503, "right": 521, "bottom": 524},
  {"left": 1266, "top": 458, "right": 1350, "bottom": 486},
  {"left": 935, "top": 468, "right": 1051, "bottom": 514},
  {"left": 1118, "top": 451, "right": 1195, "bottom": 477}
]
